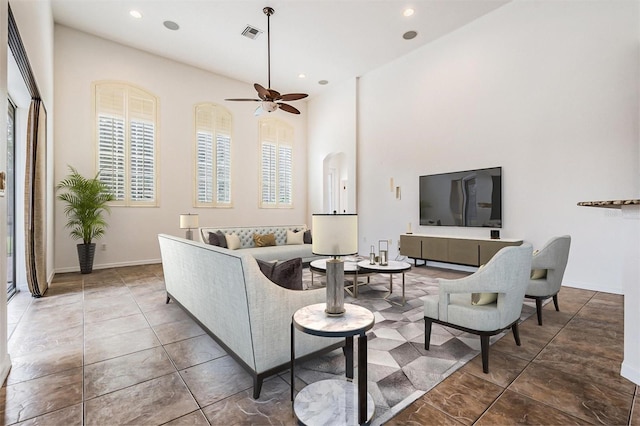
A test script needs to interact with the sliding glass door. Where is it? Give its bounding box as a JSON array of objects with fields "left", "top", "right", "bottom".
[{"left": 7, "top": 99, "right": 16, "bottom": 298}]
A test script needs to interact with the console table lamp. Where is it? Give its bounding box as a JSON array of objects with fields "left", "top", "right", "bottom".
[
  {"left": 179, "top": 213, "right": 199, "bottom": 240},
  {"left": 312, "top": 214, "right": 358, "bottom": 316}
]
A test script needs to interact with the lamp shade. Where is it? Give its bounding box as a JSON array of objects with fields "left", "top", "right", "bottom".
[
  {"left": 179, "top": 214, "right": 199, "bottom": 229},
  {"left": 312, "top": 214, "right": 358, "bottom": 256}
]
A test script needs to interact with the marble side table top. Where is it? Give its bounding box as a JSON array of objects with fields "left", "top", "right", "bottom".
[{"left": 293, "top": 303, "right": 375, "bottom": 337}]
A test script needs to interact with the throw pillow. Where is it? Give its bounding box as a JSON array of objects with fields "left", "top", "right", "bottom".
[
  {"left": 256, "top": 259, "right": 276, "bottom": 278},
  {"left": 208, "top": 232, "right": 222, "bottom": 247},
  {"left": 270, "top": 258, "right": 303, "bottom": 290},
  {"left": 286, "top": 230, "right": 304, "bottom": 245},
  {"left": 531, "top": 269, "right": 547, "bottom": 279},
  {"left": 254, "top": 233, "right": 276, "bottom": 247},
  {"left": 303, "top": 229, "right": 312, "bottom": 244},
  {"left": 215, "top": 230, "right": 228, "bottom": 248},
  {"left": 225, "top": 233, "right": 241, "bottom": 250},
  {"left": 471, "top": 292, "right": 498, "bottom": 305}
]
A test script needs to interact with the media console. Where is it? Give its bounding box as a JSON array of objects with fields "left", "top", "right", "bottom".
[{"left": 400, "top": 234, "right": 523, "bottom": 267}]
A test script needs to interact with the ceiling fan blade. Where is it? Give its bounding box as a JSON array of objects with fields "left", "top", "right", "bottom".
[
  {"left": 277, "top": 103, "right": 300, "bottom": 114},
  {"left": 254, "top": 83, "right": 270, "bottom": 100},
  {"left": 280, "top": 93, "right": 308, "bottom": 101},
  {"left": 224, "top": 98, "right": 261, "bottom": 102},
  {"left": 268, "top": 89, "right": 281, "bottom": 100}
]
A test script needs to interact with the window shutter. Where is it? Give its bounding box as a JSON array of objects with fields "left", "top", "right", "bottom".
[
  {"left": 194, "top": 103, "right": 233, "bottom": 207},
  {"left": 95, "top": 82, "right": 158, "bottom": 206},
  {"left": 259, "top": 118, "right": 293, "bottom": 208}
]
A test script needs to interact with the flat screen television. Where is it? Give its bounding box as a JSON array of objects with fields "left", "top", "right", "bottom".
[{"left": 419, "top": 166, "right": 502, "bottom": 228}]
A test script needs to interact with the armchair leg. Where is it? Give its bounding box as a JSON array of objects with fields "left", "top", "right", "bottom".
[
  {"left": 535, "top": 298, "right": 543, "bottom": 326},
  {"left": 553, "top": 295, "right": 559, "bottom": 311},
  {"left": 512, "top": 322, "right": 521, "bottom": 346},
  {"left": 424, "top": 318, "right": 433, "bottom": 350},
  {"left": 480, "top": 335, "right": 490, "bottom": 373}
]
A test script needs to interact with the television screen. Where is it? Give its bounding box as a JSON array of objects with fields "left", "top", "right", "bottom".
[{"left": 419, "top": 167, "right": 502, "bottom": 228}]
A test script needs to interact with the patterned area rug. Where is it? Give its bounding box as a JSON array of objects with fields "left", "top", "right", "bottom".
[{"left": 295, "top": 265, "right": 537, "bottom": 425}]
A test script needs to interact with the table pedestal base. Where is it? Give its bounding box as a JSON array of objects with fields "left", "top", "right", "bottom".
[{"left": 293, "top": 379, "right": 375, "bottom": 425}]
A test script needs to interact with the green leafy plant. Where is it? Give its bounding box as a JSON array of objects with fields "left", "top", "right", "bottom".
[{"left": 56, "top": 166, "right": 115, "bottom": 245}]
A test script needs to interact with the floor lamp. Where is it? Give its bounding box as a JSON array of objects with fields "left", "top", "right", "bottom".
[{"left": 312, "top": 214, "right": 358, "bottom": 316}]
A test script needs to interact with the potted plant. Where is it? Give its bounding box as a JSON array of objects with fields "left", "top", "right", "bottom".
[{"left": 56, "top": 166, "right": 115, "bottom": 274}]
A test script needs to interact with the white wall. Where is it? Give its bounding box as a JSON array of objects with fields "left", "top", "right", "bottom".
[
  {"left": 307, "top": 77, "right": 357, "bottom": 220},
  {"left": 348, "top": 0, "right": 638, "bottom": 295},
  {"left": 54, "top": 26, "right": 308, "bottom": 271}
]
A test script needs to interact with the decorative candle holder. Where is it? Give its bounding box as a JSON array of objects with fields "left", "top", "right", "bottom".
[
  {"left": 369, "top": 245, "right": 376, "bottom": 264},
  {"left": 379, "top": 240, "right": 388, "bottom": 266}
]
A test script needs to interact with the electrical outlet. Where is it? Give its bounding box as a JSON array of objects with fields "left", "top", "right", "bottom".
[{"left": 101, "top": 243, "right": 107, "bottom": 251}]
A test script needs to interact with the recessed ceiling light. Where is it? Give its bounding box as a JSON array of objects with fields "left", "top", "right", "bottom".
[
  {"left": 298, "top": 73, "right": 306, "bottom": 79},
  {"left": 318, "top": 80, "right": 329, "bottom": 85},
  {"left": 129, "top": 10, "right": 143, "bottom": 19},
  {"left": 403, "top": 8, "right": 414, "bottom": 17},
  {"left": 403, "top": 30, "right": 418, "bottom": 40},
  {"left": 163, "top": 20, "right": 180, "bottom": 31}
]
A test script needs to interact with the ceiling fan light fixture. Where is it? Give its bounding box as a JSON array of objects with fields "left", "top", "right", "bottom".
[{"left": 262, "top": 101, "right": 278, "bottom": 113}]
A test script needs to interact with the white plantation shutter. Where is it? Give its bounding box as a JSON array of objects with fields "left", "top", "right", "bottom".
[
  {"left": 259, "top": 118, "right": 293, "bottom": 208},
  {"left": 95, "top": 82, "right": 158, "bottom": 206},
  {"left": 194, "top": 104, "right": 232, "bottom": 207}
]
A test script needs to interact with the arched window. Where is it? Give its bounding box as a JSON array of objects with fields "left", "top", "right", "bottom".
[
  {"left": 194, "top": 103, "right": 233, "bottom": 207},
  {"left": 94, "top": 82, "right": 158, "bottom": 206},
  {"left": 259, "top": 118, "right": 293, "bottom": 208}
]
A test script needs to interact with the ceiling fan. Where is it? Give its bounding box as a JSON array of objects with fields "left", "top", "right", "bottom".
[{"left": 225, "top": 7, "right": 308, "bottom": 115}]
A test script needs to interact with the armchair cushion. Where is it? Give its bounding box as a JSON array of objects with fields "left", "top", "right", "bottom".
[
  {"left": 530, "top": 269, "right": 547, "bottom": 279},
  {"left": 472, "top": 292, "right": 498, "bottom": 305}
]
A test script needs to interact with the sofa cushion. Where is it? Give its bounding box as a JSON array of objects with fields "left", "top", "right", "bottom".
[
  {"left": 256, "top": 259, "right": 276, "bottom": 278},
  {"left": 303, "top": 230, "right": 312, "bottom": 244},
  {"left": 254, "top": 233, "right": 276, "bottom": 247},
  {"left": 287, "top": 230, "right": 304, "bottom": 245},
  {"left": 226, "top": 233, "right": 241, "bottom": 250},
  {"left": 270, "top": 258, "right": 303, "bottom": 290},
  {"left": 208, "top": 231, "right": 228, "bottom": 248},
  {"left": 256, "top": 258, "right": 302, "bottom": 290}
]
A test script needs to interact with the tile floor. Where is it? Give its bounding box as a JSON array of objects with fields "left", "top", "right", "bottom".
[
  {"left": 2, "top": 263, "right": 638, "bottom": 425},
  {"left": 389, "top": 286, "right": 640, "bottom": 425}
]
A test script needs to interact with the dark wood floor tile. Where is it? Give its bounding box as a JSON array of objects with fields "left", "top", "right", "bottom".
[
  {"left": 552, "top": 324, "right": 623, "bottom": 362},
  {"left": 558, "top": 286, "right": 596, "bottom": 301},
  {"left": 509, "top": 362, "right": 633, "bottom": 425},
  {"left": 461, "top": 348, "right": 530, "bottom": 387},
  {"left": 591, "top": 292, "right": 624, "bottom": 304},
  {"left": 387, "top": 397, "right": 464, "bottom": 425},
  {"left": 420, "top": 371, "right": 503, "bottom": 425},
  {"left": 575, "top": 304, "right": 624, "bottom": 327},
  {"left": 519, "top": 310, "right": 570, "bottom": 335},
  {"left": 476, "top": 389, "right": 585, "bottom": 425},
  {"left": 489, "top": 326, "right": 550, "bottom": 362},
  {"left": 534, "top": 343, "right": 635, "bottom": 396}
]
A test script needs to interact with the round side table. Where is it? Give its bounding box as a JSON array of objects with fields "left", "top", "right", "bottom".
[
  {"left": 357, "top": 260, "right": 412, "bottom": 305},
  {"left": 291, "top": 303, "right": 375, "bottom": 425}
]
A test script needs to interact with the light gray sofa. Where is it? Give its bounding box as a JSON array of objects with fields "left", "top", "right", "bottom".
[
  {"left": 199, "top": 225, "right": 321, "bottom": 263},
  {"left": 158, "top": 234, "right": 341, "bottom": 399}
]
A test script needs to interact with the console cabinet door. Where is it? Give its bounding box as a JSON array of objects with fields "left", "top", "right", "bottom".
[
  {"left": 448, "top": 239, "right": 480, "bottom": 266},
  {"left": 400, "top": 235, "right": 421, "bottom": 258},
  {"left": 422, "top": 237, "right": 449, "bottom": 262},
  {"left": 479, "top": 240, "right": 523, "bottom": 264}
]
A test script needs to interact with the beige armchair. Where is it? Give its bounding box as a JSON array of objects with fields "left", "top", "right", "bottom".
[
  {"left": 422, "top": 244, "right": 533, "bottom": 373},
  {"left": 526, "top": 235, "right": 571, "bottom": 325}
]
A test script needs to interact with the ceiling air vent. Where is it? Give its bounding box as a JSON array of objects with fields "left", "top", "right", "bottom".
[{"left": 242, "top": 25, "right": 262, "bottom": 40}]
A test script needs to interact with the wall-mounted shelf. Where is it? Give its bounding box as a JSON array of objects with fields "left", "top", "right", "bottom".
[{"left": 577, "top": 199, "right": 640, "bottom": 209}]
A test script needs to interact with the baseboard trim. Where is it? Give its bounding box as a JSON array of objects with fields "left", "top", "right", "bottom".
[
  {"left": 54, "top": 258, "right": 162, "bottom": 275},
  {"left": 562, "top": 279, "right": 623, "bottom": 295},
  {"left": 621, "top": 360, "right": 640, "bottom": 386}
]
